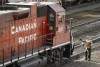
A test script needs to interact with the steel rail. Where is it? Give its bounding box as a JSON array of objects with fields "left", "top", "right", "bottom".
[{"left": 71, "top": 18, "right": 100, "bottom": 29}]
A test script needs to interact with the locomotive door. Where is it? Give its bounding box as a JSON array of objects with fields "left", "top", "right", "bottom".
[
  {"left": 54, "top": 11, "right": 66, "bottom": 45},
  {"left": 47, "top": 8, "right": 56, "bottom": 38},
  {"left": 56, "top": 12, "right": 65, "bottom": 33}
]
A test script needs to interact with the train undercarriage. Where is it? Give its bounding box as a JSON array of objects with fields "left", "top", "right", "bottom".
[
  {"left": 6, "top": 43, "right": 72, "bottom": 67},
  {"left": 38, "top": 44, "right": 71, "bottom": 65}
]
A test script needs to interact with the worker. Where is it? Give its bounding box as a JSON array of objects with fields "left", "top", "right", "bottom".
[{"left": 81, "top": 36, "right": 93, "bottom": 61}]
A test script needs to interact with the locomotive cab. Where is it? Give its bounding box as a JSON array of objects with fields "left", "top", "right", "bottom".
[{"left": 46, "top": 4, "right": 73, "bottom": 58}]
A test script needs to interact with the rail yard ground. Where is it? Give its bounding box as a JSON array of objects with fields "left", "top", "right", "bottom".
[{"left": 62, "top": 49, "right": 100, "bottom": 67}]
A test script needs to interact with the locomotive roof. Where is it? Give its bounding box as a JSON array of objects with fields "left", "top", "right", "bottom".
[
  {"left": 7, "top": 2, "right": 37, "bottom": 6},
  {"left": 49, "top": 4, "right": 65, "bottom": 13},
  {"left": 0, "top": 7, "right": 30, "bottom": 15},
  {"left": 0, "top": 2, "right": 63, "bottom": 15},
  {"left": 7, "top": 2, "right": 57, "bottom": 6}
]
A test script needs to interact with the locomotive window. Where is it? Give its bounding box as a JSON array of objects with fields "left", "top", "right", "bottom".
[
  {"left": 58, "top": 15, "right": 62, "bottom": 24},
  {"left": 13, "top": 13, "right": 29, "bottom": 20},
  {"left": 58, "top": 20, "right": 62, "bottom": 24},
  {"left": 49, "top": 26, "right": 53, "bottom": 30},
  {"left": 49, "top": 13, "right": 55, "bottom": 23},
  {"left": 37, "top": 6, "right": 47, "bottom": 17}
]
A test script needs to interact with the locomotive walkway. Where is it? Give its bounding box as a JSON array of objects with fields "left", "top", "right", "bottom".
[{"left": 2, "top": 37, "right": 100, "bottom": 67}]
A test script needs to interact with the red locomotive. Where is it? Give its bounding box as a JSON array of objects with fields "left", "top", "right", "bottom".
[{"left": 0, "top": 1, "right": 73, "bottom": 66}]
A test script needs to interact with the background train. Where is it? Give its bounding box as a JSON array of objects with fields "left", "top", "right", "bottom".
[
  {"left": 0, "top": 1, "right": 74, "bottom": 67},
  {"left": 1, "top": 0, "right": 100, "bottom": 7}
]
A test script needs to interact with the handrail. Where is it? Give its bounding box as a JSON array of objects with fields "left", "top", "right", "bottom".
[
  {"left": 0, "top": 32, "right": 55, "bottom": 66},
  {"left": 0, "top": 32, "right": 54, "bottom": 50}
]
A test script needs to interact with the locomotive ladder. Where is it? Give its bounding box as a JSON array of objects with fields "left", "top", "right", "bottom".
[{"left": 38, "top": 33, "right": 53, "bottom": 59}]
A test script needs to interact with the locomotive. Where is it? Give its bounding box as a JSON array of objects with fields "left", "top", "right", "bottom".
[{"left": 0, "top": 1, "right": 74, "bottom": 67}]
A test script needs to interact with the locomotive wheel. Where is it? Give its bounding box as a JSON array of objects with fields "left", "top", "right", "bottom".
[
  {"left": 46, "top": 50, "right": 54, "bottom": 65},
  {"left": 95, "top": 0, "right": 100, "bottom": 2},
  {"left": 63, "top": 44, "right": 71, "bottom": 58},
  {"left": 77, "top": 0, "right": 84, "bottom": 4},
  {"left": 64, "top": 2, "right": 72, "bottom": 7},
  {"left": 46, "top": 48, "right": 65, "bottom": 65},
  {"left": 54, "top": 48, "right": 65, "bottom": 63},
  {"left": 87, "top": 0, "right": 92, "bottom": 2}
]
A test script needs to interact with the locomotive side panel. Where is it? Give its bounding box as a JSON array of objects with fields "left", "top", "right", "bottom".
[{"left": 0, "top": 15, "right": 46, "bottom": 60}]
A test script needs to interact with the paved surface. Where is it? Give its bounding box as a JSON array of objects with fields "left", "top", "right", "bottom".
[{"left": 62, "top": 49, "right": 100, "bottom": 67}]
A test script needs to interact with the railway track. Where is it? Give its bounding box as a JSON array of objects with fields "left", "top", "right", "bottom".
[
  {"left": 66, "top": 1, "right": 100, "bottom": 10},
  {"left": 70, "top": 18, "right": 100, "bottom": 48},
  {"left": 72, "top": 20, "right": 100, "bottom": 37},
  {"left": 66, "top": 2, "right": 100, "bottom": 15},
  {"left": 71, "top": 18, "right": 100, "bottom": 29},
  {"left": 65, "top": 4, "right": 100, "bottom": 30}
]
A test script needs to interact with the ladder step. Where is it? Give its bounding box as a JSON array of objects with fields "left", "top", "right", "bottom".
[
  {"left": 46, "top": 42, "right": 52, "bottom": 44},
  {"left": 46, "top": 42, "right": 53, "bottom": 45},
  {"left": 47, "top": 39, "right": 53, "bottom": 40}
]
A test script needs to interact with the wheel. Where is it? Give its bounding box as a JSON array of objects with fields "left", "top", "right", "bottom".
[
  {"left": 87, "top": 0, "right": 92, "bottom": 2},
  {"left": 77, "top": 0, "right": 84, "bottom": 4},
  {"left": 95, "top": 0, "right": 100, "bottom": 2}
]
